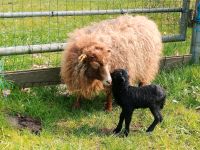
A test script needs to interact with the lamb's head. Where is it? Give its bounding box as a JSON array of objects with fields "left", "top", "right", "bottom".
[
  {"left": 111, "top": 69, "right": 129, "bottom": 86},
  {"left": 77, "top": 40, "right": 112, "bottom": 86}
]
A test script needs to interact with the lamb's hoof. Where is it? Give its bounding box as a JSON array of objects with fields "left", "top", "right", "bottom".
[
  {"left": 146, "top": 128, "right": 153, "bottom": 133},
  {"left": 113, "top": 128, "right": 121, "bottom": 134},
  {"left": 146, "top": 132, "right": 153, "bottom": 136},
  {"left": 124, "top": 130, "right": 129, "bottom": 137}
]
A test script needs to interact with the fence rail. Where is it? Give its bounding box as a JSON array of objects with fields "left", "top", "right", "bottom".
[
  {"left": 2, "top": 55, "right": 192, "bottom": 88},
  {"left": 0, "top": 43, "right": 66, "bottom": 56},
  {"left": 0, "top": 34, "right": 186, "bottom": 56},
  {"left": 0, "top": 8, "right": 183, "bottom": 18}
]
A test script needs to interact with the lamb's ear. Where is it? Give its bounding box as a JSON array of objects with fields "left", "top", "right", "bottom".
[
  {"left": 124, "top": 69, "right": 128, "bottom": 74},
  {"left": 121, "top": 76, "right": 125, "bottom": 82}
]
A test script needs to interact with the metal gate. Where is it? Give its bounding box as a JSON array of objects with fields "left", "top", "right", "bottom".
[{"left": 0, "top": 0, "right": 197, "bottom": 87}]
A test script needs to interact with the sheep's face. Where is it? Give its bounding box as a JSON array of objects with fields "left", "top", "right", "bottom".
[
  {"left": 111, "top": 69, "right": 129, "bottom": 85},
  {"left": 79, "top": 43, "right": 112, "bottom": 86}
]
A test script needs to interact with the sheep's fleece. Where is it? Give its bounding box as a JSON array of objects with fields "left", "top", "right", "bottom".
[{"left": 61, "top": 15, "right": 163, "bottom": 98}]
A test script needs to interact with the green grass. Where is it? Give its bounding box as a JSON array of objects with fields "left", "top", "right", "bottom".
[
  {"left": 0, "top": 64, "right": 200, "bottom": 149},
  {"left": 0, "top": 0, "right": 200, "bottom": 149}
]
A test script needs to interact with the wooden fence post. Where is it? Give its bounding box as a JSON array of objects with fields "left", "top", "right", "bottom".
[{"left": 191, "top": 0, "right": 200, "bottom": 63}]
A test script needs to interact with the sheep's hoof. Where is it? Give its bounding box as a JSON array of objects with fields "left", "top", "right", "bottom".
[
  {"left": 105, "top": 108, "right": 112, "bottom": 112},
  {"left": 72, "top": 101, "right": 81, "bottom": 109},
  {"left": 138, "top": 81, "right": 147, "bottom": 87},
  {"left": 104, "top": 106, "right": 112, "bottom": 112},
  {"left": 104, "top": 102, "right": 112, "bottom": 112}
]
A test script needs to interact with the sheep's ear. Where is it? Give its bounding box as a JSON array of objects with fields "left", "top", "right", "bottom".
[{"left": 78, "top": 54, "right": 87, "bottom": 63}]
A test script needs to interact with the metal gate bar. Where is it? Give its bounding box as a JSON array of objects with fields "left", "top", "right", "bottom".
[
  {"left": 0, "top": 35, "right": 185, "bottom": 56},
  {"left": 0, "top": 8, "right": 182, "bottom": 18},
  {"left": 0, "top": 0, "right": 191, "bottom": 57}
]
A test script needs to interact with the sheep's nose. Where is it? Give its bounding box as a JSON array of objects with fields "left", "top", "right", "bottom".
[
  {"left": 103, "top": 79, "right": 112, "bottom": 86},
  {"left": 106, "top": 78, "right": 112, "bottom": 85}
]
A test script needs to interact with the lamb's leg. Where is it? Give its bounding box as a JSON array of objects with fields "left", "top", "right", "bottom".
[
  {"left": 113, "top": 110, "right": 125, "bottom": 134},
  {"left": 124, "top": 109, "right": 133, "bottom": 137},
  {"left": 72, "top": 95, "right": 81, "bottom": 109},
  {"left": 146, "top": 106, "right": 162, "bottom": 132},
  {"left": 159, "top": 113, "right": 163, "bottom": 122},
  {"left": 105, "top": 88, "right": 112, "bottom": 112}
]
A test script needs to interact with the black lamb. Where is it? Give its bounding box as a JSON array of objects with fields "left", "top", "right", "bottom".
[{"left": 111, "top": 69, "right": 166, "bottom": 136}]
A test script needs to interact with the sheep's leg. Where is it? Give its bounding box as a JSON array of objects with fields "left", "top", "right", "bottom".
[
  {"left": 146, "top": 107, "right": 161, "bottom": 132},
  {"left": 124, "top": 109, "right": 133, "bottom": 137},
  {"left": 138, "top": 81, "right": 148, "bottom": 87},
  {"left": 105, "top": 89, "right": 112, "bottom": 112},
  {"left": 113, "top": 110, "right": 125, "bottom": 134},
  {"left": 72, "top": 95, "right": 81, "bottom": 109}
]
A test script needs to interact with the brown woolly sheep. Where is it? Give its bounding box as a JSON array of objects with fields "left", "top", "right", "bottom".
[{"left": 60, "top": 15, "right": 163, "bottom": 111}]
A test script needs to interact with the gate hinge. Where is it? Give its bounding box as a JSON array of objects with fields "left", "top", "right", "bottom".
[
  {"left": 196, "top": 2, "right": 200, "bottom": 23},
  {"left": 187, "top": 9, "right": 195, "bottom": 27},
  {"left": 188, "top": 2, "right": 200, "bottom": 27}
]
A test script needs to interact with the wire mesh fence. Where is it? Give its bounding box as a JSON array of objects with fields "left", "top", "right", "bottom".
[{"left": 0, "top": 0, "right": 196, "bottom": 72}]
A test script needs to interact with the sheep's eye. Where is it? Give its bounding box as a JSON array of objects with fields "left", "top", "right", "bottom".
[
  {"left": 99, "top": 63, "right": 104, "bottom": 66},
  {"left": 90, "top": 61, "right": 100, "bottom": 69},
  {"left": 95, "top": 46, "right": 103, "bottom": 50}
]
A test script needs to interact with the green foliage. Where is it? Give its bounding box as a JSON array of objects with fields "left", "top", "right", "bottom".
[{"left": 0, "top": 59, "right": 13, "bottom": 90}]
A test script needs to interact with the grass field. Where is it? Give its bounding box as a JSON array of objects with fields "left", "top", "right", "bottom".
[
  {"left": 0, "top": 0, "right": 200, "bottom": 149},
  {"left": 0, "top": 65, "right": 200, "bottom": 149}
]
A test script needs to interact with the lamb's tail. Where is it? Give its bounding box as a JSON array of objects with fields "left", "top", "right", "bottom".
[
  {"left": 159, "top": 94, "right": 166, "bottom": 109},
  {"left": 155, "top": 85, "right": 166, "bottom": 110}
]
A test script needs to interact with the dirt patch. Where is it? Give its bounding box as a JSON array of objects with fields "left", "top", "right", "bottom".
[{"left": 7, "top": 114, "right": 42, "bottom": 135}]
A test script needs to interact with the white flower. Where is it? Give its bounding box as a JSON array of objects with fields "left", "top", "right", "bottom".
[{"left": 2, "top": 89, "right": 11, "bottom": 97}]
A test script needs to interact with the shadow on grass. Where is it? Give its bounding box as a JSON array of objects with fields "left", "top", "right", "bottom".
[{"left": 1, "top": 85, "right": 116, "bottom": 136}]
